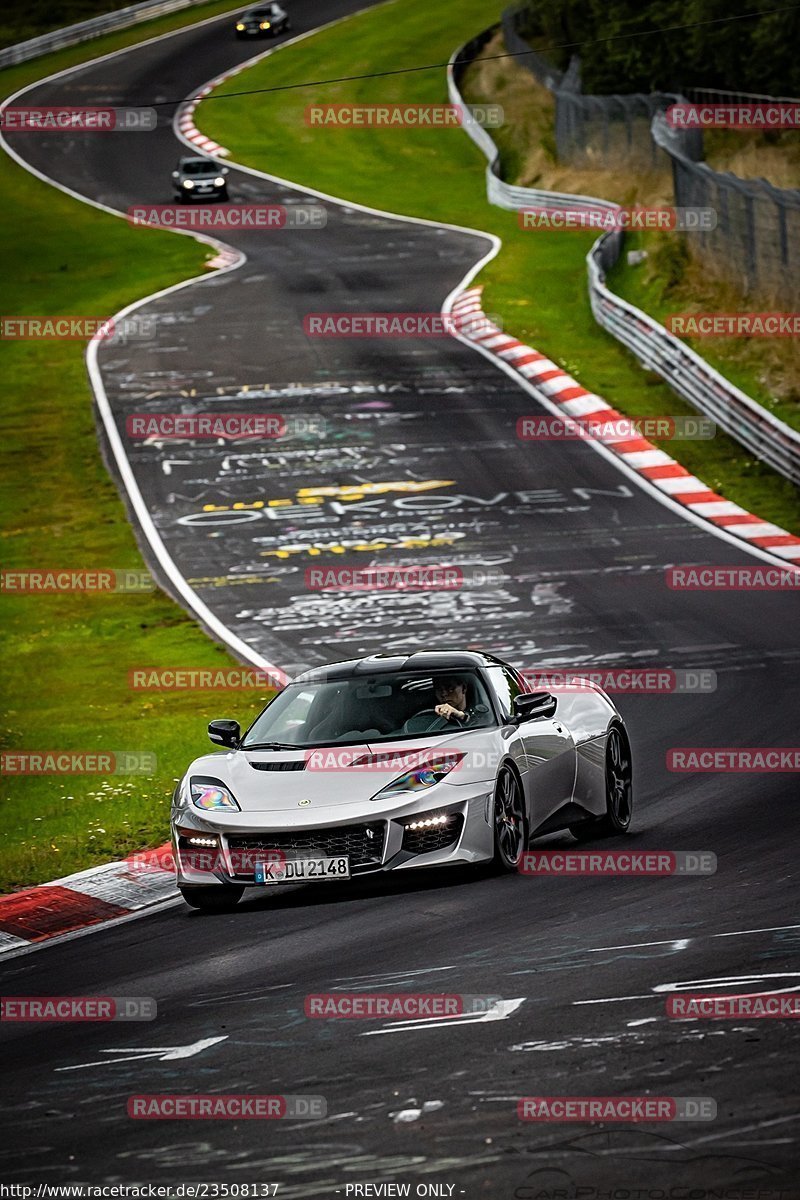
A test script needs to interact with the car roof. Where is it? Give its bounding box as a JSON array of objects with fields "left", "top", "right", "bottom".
[
  {"left": 294, "top": 650, "right": 513, "bottom": 683},
  {"left": 178, "top": 156, "right": 213, "bottom": 167}
]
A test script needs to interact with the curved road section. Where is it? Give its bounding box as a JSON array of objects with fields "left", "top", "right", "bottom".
[{"left": 1, "top": 3, "right": 798, "bottom": 1193}]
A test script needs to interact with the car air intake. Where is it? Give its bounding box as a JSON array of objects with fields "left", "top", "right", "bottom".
[
  {"left": 227, "top": 822, "right": 386, "bottom": 873},
  {"left": 248, "top": 760, "right": 306, "bottom": 771}
]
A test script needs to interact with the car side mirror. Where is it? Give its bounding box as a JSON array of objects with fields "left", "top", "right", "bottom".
[
  {"left": 208, "top": 719, "right": 240, "bottom": 748},
  {"left": 222, "top": 167, "right": 230, "bottom": 175},
  {"left": 172, "top": 170, "right": 179, "bottom": 178},
  {"left": 512, "top": 692, "right": 557, "bottom": 722}
]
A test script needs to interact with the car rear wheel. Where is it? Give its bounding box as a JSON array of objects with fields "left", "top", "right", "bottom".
[
  {"left": 570, "top": 725, "right": 633, "bottom": 841},
  {"left": 179, "top": 884, "right": 244, "bottom": 911},
  {"left": 492, "top": 767, "right": 527, "bottom": 871}
]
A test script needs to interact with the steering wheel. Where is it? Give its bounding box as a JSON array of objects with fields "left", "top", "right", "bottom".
[{"left": 401, "top": 708, "right": 454, "bottom": 735}]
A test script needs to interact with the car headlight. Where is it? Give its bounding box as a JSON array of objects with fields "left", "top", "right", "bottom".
[
  {"left": 260, "top": 21, "right": 271, "bottom": 28},
  {"left": 371, "top": 753, "right": 463, "bottom": 800},
  {"left": 214, "top": 177, "right": 226, "bottom": 187},
  {"left": 182, "top": 179, "right": 195, "bottom": 189},
  {"left": 190, "top": 778, "right": 240, "bottom": 811},
  {"left": 236, "top": 22, "right": 245, "bottom": 29}
]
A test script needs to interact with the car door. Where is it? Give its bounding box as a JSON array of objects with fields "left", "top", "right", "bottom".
[{"left": 486, "top": 666, "right": 576, "bottom": 829}]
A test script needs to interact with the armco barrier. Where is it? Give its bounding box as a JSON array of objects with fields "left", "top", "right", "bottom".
[
  {"left": 587, "top": 233, "right": 800, "bottom": 487},
  {"left": 0, "top": 0, "right": 216, "bottom": 68},
  {"left": 448, "top": 36, "right": 800, "bottom": 488}
]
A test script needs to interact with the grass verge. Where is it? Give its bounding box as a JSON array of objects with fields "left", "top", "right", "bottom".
[
  {"left": 199, "top": 0, "right": 800, "bottom": 533},
  {"left": 0, "top": 0, "right": 273, "bottom": 894}
]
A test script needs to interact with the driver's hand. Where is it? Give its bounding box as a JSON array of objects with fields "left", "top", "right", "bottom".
[{"left": 435, "top": 703, "right": 465, "bottom": 721}]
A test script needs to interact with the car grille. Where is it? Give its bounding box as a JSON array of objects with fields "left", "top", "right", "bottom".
[
  {"left": 227, "top": 822, "right": 386, "bottom": 874},
  {"left": 402, "top": 813, "right": 464, "bottom": 856}
]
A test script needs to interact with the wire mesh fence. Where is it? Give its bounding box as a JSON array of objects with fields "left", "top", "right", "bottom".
[
  {"left": 652, "top": 113, "right": 800, "bottom": 304},
  {"left": 502, "top": 5, "right": 800, "bottom": 304},
  {"left": 501, "top": 6, "right": 676, "bottom": 169}
]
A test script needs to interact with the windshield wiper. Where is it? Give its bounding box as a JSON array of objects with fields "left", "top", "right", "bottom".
[{"left": 242, "top": 741, "right": 301, "bottom": 752}]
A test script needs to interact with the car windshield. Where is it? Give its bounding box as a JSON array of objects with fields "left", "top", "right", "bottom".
[
  {"left": 182, "top": 161, "right": 217, "bottom": 175},
  {"left": 241, "top": 670, "right": 496, "bottom": 749}
]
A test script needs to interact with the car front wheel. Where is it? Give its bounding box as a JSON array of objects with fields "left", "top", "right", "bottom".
[
  {"left": 492, "top": 766, "right": 527, "bottom": 871},
  {"left": 179, "top": 884, "right": 244, "bottom": 911}
]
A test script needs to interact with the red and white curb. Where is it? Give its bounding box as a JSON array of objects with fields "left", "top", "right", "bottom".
[
  {"left": 451, "top": 288, "right": 800, "bottom": 564},
  {"left": 0, "top": 845, "right": 177, "bottom": 954},
  {"left": 176, "top": 52, "right": 263, "bottom": 159},
  {"left": 176, "top": 80, "right": 230, "bottom": 157}
]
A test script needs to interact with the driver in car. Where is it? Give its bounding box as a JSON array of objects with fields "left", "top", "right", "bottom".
[{"left": 433, "top": 677, "right": 473, "bottom": 723}]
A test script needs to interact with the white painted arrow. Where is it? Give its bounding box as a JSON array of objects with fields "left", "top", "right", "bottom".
[
  {"left": 56, "top": 1035, "right": 228, "bottom": 1071},
  {"left": 362, "top": 998, "right": 526, "bottom": 1036}
]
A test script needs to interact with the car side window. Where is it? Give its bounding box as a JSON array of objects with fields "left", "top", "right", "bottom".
[{"left": 487, "top": 666, "right": 522, "bottom": 720}]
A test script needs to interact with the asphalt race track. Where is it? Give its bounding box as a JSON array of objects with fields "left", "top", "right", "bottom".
[{"left": 1, "top": 2, "right": 798, "bottom": 1194}]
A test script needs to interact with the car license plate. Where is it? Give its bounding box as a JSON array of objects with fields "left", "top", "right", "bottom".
[{"left": 255, "top": 856, "right": 350, "bottom": 884}]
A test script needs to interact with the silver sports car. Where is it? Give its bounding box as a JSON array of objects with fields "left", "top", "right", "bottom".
[{"left": 171, "top": 651, "right": 633, "bottom": 910}]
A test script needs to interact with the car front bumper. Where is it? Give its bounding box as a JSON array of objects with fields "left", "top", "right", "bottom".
[{"left": 171, "top": 784, "right": 495, "bottom": 887}]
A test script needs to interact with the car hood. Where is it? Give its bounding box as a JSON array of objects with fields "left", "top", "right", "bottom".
[{"left": 183, "top": 729, "right": 502, "bottom": 816}]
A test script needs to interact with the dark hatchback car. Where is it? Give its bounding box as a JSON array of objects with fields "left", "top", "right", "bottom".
[
  {"left": 171, "top": 157, "right": 229, "bottom": 201},
  {"left": 234, "top": 3, "right": 290, "bottom": 37}
]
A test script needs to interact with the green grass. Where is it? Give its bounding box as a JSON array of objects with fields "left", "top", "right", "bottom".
[
  {"left": 199, "top": 0, "right": 800, "bottom": 534},
  {"left": 0, "top": 0, "right": 274, "bottom": 894}
]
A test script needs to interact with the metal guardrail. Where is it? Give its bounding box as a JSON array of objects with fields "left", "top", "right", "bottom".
[
  {"left": 0, "top": 0, "right": 214, "bottom": 69},
  {"left": 448, "top": 36, "right": 800, "bottom": 488},
  {"left": 448, "top": 35, "right": 619, "bottom": 219},
  {"left": 587, "top": 234, "right": 800, "bottom": 487}
]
